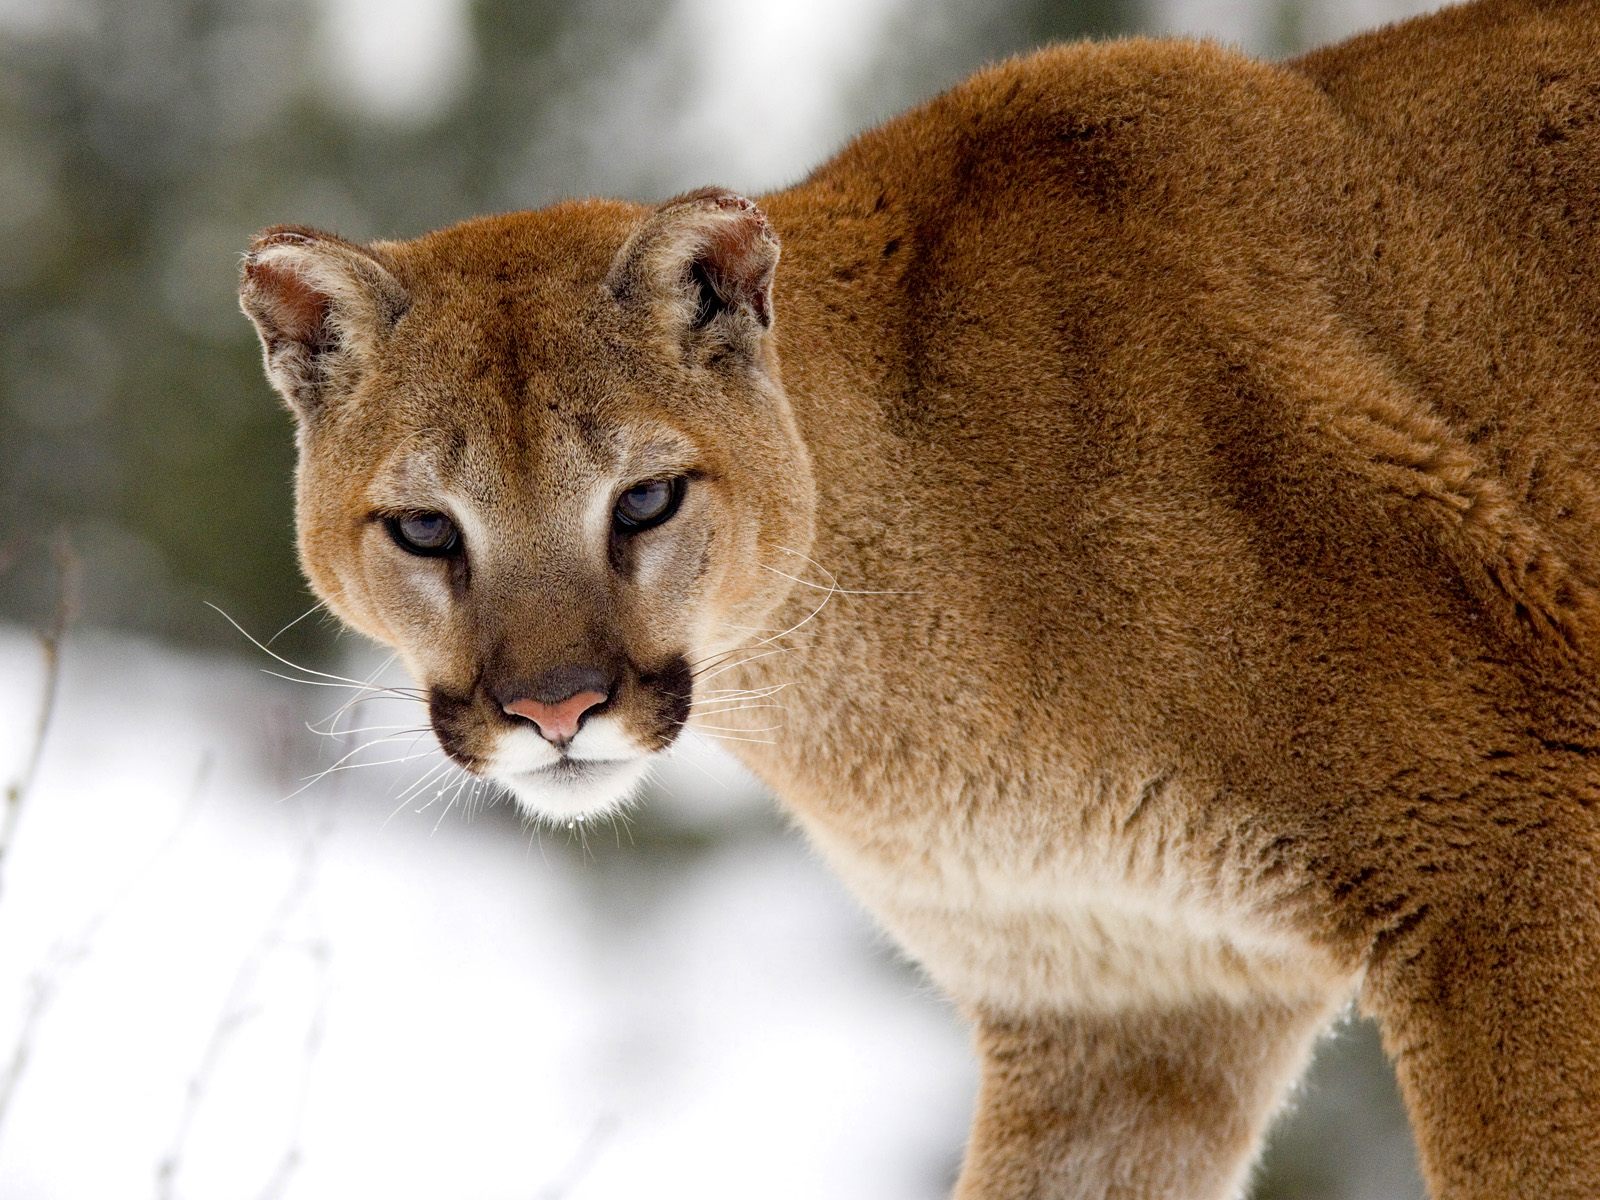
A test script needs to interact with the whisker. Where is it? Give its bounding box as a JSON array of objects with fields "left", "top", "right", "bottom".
[
  {"left": 465, "top": 778, "right": 493, "bottom": 822},
  {"left": 305, "top": 722, "right": 430, "bottom": 740},
  {"left": 207, "top": 602, "right": 427, "bottom": 693},
  {"left": 688, "top": 731, "right": 778, "bottom": 746},
  {"left": 260, "top": 669, "right": 425, "bottom": 700},
  {"left": 413, "top": 771, "right": 458, "bottom": 814},
  {"left": 716, "top": 620, "right": 787, "bottom": 634},
  {"left": 385, "top": 759, "right": 455, "bottom": 825},
  {"left": 770, "top": 545, "right": 921, "bottom": 595},
  {"left": 432, "top": 770, "right": 474, "bottom": 833},
  {"left": 284, "top": 750, "right": 439, "bottom": 801},
  {"left": 311, "top": 688, "right": 425, "bottom": 734},
  {"left": 683, "top": 644, "right": 748, "bottom": 673},
  {"left": 686, "top": 639, "right": 808, "bottom": 674},
  {"left": 265, "top": 601, "right": 329, "bottom": 647},
  {"left": 688, "top": 688, "right": 791, "bottom": 704},
  {"left": 693, "top": 646, "right": 792, "bottom": 684},
  {"left": 280, "top": 731, "right": 432, "bottom": 802},
  {"left": 310, "top": 731, "right": 428, "bottom": 773},
  {"left": 743, "top": 572, "right": 843, "bottom": 652},
  {"left": 682, "top": 549, "right": 893, "bottom": 693},
  {"left": 695, "top": 683, "right": 791, "bottom": 699},
  {"left": 685, "top": 702, "right": 788, "bottom": 717}
]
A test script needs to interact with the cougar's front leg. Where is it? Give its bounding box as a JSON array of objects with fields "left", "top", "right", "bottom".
[
  {"left": 953, "top": 997, "right": 1338, "bottom": 1200},
  {"left": 1362, "top": 817, "right": 1600, "bottom": 1200}
]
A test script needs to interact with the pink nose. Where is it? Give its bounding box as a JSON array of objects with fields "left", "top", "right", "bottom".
[{"left": 504, "top": 690, "right": 609, "bottom": 745}]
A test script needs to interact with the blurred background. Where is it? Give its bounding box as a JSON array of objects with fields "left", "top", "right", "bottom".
[{"left": 0, "top": 0, "right": 1444, "bottom": 1196}]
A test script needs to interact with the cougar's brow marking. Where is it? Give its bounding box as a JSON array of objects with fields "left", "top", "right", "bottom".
[{"left": 370, "top": 433, "right": 466, "bottom": 506}]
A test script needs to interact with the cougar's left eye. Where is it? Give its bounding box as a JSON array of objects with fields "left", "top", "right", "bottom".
[
  {"left": 613, "top": 478, "right": 683, "bottom": 532},
  {"left": 386, "top": 511, "right": 461, "bottom": 556}
]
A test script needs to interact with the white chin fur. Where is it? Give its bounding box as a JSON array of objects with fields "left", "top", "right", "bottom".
[
  {"left": 486, "top": 717, "right": 654, "bottom": 823},
  {"left": 497, "top": 757, "right": 654, "bottom": 822}
]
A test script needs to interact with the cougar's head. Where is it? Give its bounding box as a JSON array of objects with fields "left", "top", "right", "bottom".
[{"left": 239, "top": 192, "right": 814, "bottom": 820}]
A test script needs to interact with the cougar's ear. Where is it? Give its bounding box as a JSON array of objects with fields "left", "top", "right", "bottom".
[
  {"left": 605, "top": 188, "right": 779, "bottom": 362},
  {"left": 238, "top": 225, "right": 409, "bottom": 418}
]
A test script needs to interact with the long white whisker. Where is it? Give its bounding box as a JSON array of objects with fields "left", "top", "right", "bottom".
[
  {"left": 310, "top": 689, "right": 424, "bottom": 733},
  {"left": 749, "top": 582, "right": 835, "bottom": 650},
  {"left": 308, "top": 732, "right": 427, "bottom": 775},
  {"left": 684, "top": 644, "right": 746, "bottom": 672},
  {"left": 283, "top": 751, "right": 438, "bottom": 802},
  {"left": 385, "top": 760, "right": 455, "bottom": 825},
  {"left": 694, "top": 646, "right": 792, "bottom": 684},
  {"left": 695, "top": 683, "right": 792, "bottom": 699},
  {"left": 689, "top": 731, "right": 778, "bottom": 746},
  {"left": 432, "top": 770, "right": 474, "bottom": 832},
  {"left": 314, "top": 749, "right": 436, "bottom": 778},
  {"left": 207, "top": 602, "right": 425, "bottom": 692},
  {"left": 465, "top": 778, "right": 491, "bottom": 822},
  {"left": 280, "top": 732, "right": 428, "bottom": 802},
  {"left": 686, "top": 702, "right": 788, "bottom": 717},
  {"left": 683, "top": 546, "right": 893, "bottom": 688},
  {"left": 265, "top": 601, "right": 327, "bottom": 647},
  {"left": 771, "top": 545, "right": 921, "bottom": 595},
  {"left": 305, "top": 722, "right": 429, "bottom": 740},
  {"left": 412, "top": 773, "right": 456, "bottom": 814},
  {"left": 682, "top": 702, "right": 790, "bottom": 719},
  {"left": 260, "top": 669, "right": 425, "bottom": 699},
  {"left": 664, "top": 744, "right": 728, "bottom": 790}
]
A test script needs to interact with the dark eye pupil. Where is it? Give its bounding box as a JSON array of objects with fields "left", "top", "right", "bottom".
[
  {"left": 615, "top": 479, "right": 675, "bottom": 527},
  {"left": 392, "top": 512, "right": 458, "bottom": 555}
]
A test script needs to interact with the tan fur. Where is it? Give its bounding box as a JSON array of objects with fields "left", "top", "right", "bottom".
[{"left": 240, "top": 2, "right": 1600, "bottom": 1195}]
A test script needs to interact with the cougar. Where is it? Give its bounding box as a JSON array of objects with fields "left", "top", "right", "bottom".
[{"left": 239, "top": 1, "right": 1600, "bottom": 1194}]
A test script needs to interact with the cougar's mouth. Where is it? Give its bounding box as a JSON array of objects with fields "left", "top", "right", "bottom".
[
  {"left": 531, "top": 757, "right": 630, "bottom": 777},
  {"left": 426, "top": 653, "right": 693, "bottom": 822},
  {"left": 496, "top": 752, "right": 656, "bottom": 822}
]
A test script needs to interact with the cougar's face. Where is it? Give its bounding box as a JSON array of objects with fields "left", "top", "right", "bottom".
[{"left": 243, "top": 198, "right": 812, "bottom": 820}]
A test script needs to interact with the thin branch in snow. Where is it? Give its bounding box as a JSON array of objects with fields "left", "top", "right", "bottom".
[
  {"left": 0, "top": 752, "right": 214, "bottom": 1148},
  {"left": 155, "top": 806, "right": 330, "bottom": 1200},
  {"left": 255, "top": 933, "right": 333, "bottom": 1200},
  {"left": 0, "top": 537, "right": 79, "bottom": 907},
  {"left": 535, "top": 1113, "right": 619, "bottom": 1200},
  {"left": 0, "top": 974, "right": 49, "bottom": 1149}
]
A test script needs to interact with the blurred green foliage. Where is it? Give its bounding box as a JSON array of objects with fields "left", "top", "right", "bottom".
[{"left": 0, "top": 0, "right": 1144, "bottom": 659}]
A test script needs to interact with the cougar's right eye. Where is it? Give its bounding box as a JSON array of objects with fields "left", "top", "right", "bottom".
[
  {"left": 613, "top": 477, "right": 684, "bottom": 532},
  {"left": 386, "top": 511, "right": 461, "bottom": 557}
]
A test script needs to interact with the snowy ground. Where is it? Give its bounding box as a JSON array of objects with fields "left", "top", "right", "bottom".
[{"left": 0, "top": 626, "right": 973, "bottom": 1199}]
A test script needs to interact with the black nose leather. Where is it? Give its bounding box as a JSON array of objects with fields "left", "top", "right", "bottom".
[{"left": 492, "top": 664, "right": 613, "bottom": 710}]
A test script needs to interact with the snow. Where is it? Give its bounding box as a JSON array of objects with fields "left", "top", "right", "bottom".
[{"left": 0, "top": 626, "right": 974, "bottom": 1199}]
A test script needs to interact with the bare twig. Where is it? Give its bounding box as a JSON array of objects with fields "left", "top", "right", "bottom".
[
  {"left": 0, "top": 537, "right": 80, "bottom": 907},
  {"left": 0, "top": 974, "right": 50, "bottom": 1146},
  {"left": 155, "top": 806, "right": 330, "bottom": 1200},
  {"left": 0, "top": 753, "right": 213, "bottom": 1146},
  {"left": 254, "top": 932, "right": 332, "bottom": 1200},
  {"left": 535, "top": 1113, "right": 619, "bottom": 1200}
]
